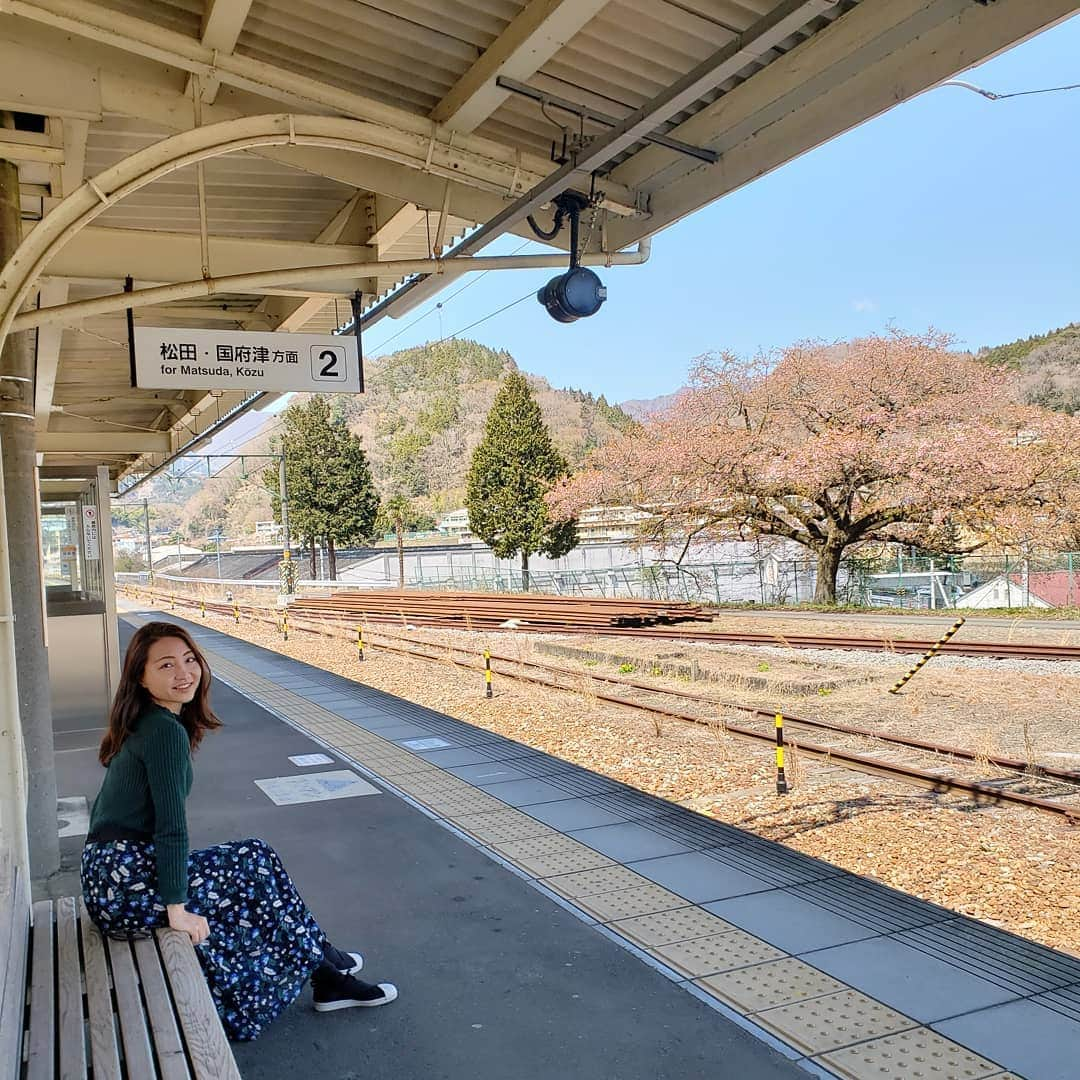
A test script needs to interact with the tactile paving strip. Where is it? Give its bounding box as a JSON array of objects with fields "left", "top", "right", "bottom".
[
  {"left": 493, "top": 835, "right": 614, "bottom": 878},
  {"left": 818, "top": 1027, "right": 1006, "bottom": 1080},
  {"left": 543, "top": 865, "right": 647, "bottom": 899},
  {"left": 453, "top": 809, "right": 556, "bottom": 844},
  {"left": 423, "top": 793, "right": 508, "bottom": 816},
  {"left": 695, "top": 958, "right": 847, "bottom": 1014},
  {"left": 611, "top": 906, "right": 737, "bottom": 948},
  {"left": 649, "top": 930, "right": 785, "bottom": 979},
  {"left": 752, "top": 990, "right": 917, "bottom": 1056},
  {"left": 573, "top": 884, "right": 687, "bottom": 922}
]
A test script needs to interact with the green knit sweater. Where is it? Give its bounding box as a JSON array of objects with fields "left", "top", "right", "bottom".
[{"left": 87, "top": 704, "right": 193, "bottom": 904}]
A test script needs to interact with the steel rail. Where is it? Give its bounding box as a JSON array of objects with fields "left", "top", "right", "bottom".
[{"left": 124, "top": 588, "right": 1079, "bottom": 823}]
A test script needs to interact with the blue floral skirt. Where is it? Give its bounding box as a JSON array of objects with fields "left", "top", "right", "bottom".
[{"left": 81, "top": 837, "right": 326, "bottom": 1041}]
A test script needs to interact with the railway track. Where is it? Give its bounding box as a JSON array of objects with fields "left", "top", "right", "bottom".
[
  {"left": 122, "top": 588, "right": 1080, "bottom": 824},
  {"left": 286, "top": 592, "right": 1080, "bottom": 661}
]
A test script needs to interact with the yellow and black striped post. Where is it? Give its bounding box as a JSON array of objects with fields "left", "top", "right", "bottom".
[
  {"left": 233, "top": 603, "right": 240, "bottom": 626},
  {"left": 282, "top": 610, "right": 289, "bottom": 642},
  {"left": 888, "top": 616, "right": 965, "bottom": 694},
  {"left": 775, "top": 713, "right": 789, "bottom": 795},
  {"left": 357, "top": 625, "right": 365, "bottom": 663},
  {"left": 171, "top": 594, "right": 176, "bottom": 611},
  {"left": 483, "top": 650, "right": 492, "bottom": 698},
  {"left": 200, "top": 600, "right": 206, "bottom": 619}
]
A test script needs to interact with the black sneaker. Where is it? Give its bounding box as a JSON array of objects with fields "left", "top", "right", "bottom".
[
  {"left": 321, "top": 942, "right": 364, "bottom": 975},
  {"left": 313, "top": 974, "right": 398, "bottom": 1012}
]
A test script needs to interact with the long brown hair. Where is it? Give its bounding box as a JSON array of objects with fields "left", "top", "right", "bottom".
[{"left": 99, "top": 622, "right": 221, "bottom": 765}]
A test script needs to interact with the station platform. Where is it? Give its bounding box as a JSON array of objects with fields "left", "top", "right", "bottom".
[{"left": 53, "top": 608, "right": 1080, "bottom": 1079}]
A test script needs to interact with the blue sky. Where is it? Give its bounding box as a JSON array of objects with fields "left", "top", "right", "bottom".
[{"left": 357, "top": 12, "right": 1080, "bottom": 405}]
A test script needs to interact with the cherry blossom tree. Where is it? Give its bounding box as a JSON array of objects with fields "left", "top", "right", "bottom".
[{"left": 551, "top": 332, "right": 1080, "bottom": 604}]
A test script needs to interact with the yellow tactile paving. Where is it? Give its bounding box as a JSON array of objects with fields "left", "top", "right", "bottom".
[
  {"left": 752, "top": 990, "right": 917, "bottom": 1056},
  {"left": 572, "top": 884, "right": 687, "bottom": 922},
  {"left": 648, "top": 930, "right": 785, "bottom": 979},
  {"left": 610, "top": 906, "right": 737, "bottom": 948},
  {"left": 542, "top": 865, "right": 648, "bottom": 899},
  {"left": 453, "top": 809, "right": 557, "bottom": 845},
  {"left": 818, "top": 1028, "right": 1006, "bottom": 1080},
  {"left": 695, "top": 958, "right": 847, "bottom": 1014},
  {"left": 493, "top": 835, "right": 614, "bottom": 878}
]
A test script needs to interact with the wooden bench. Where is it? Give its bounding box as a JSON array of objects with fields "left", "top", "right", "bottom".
[{"left": 0, "top": 853, "right": 241, "bottom": 1079}]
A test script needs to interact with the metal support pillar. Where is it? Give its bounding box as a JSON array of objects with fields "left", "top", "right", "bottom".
[{"left": 0, "top": 142, "right": 59, "bottom": 879}]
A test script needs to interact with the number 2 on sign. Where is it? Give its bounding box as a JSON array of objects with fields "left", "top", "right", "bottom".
[{"left": 311, "top": 345, "right": 346, "bottom": 381}]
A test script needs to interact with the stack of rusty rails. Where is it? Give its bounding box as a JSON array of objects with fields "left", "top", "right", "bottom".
[{"left": 286, "top": 591, "right": 713, "bottom": 631}]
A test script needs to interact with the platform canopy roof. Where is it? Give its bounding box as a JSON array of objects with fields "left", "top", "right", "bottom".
[{"left": 0, "top": 0, "right": 1076, "bottom": 488}]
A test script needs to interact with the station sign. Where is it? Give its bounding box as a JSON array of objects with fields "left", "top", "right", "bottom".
[{"left": 132, "top": 327, "right": 363, "bottom": 393}]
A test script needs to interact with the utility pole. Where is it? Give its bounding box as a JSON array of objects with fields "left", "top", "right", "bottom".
[
  {"left": 0, "top": 118, "right": 59, "bottom": 879},
  {"left": 278, "top": 450, "right": 294, "bottom": 600},
  {"left": 143, "top": 498, "right": 153, "bottom": 582}
]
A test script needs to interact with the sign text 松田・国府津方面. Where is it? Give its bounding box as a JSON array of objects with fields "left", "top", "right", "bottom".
[{"left": 132, "top": 326, "right": 363, "bottom": 393}]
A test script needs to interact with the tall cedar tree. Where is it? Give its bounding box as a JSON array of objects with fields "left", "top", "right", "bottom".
[
  {"left": 466, "top": 372, "right": 577, "bottom": 589},
  {"left": 265, "top": 396, "right": 379, "bottom": 579}
]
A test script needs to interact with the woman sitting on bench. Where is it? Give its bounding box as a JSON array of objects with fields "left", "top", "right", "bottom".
[{"left": 81, "top": 620, "right": 398, "bottom": 1041}]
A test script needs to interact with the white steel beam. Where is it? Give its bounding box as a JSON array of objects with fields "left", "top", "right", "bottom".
[
  {"left": 605, "top": 0, "right": 1080, "bottom": 248},
  {"left": 2, "top": 0, "right": 637, "bottom": 213},
  {"left": 430, "top": 0, "right": 610, "bottom": 133},
  {"left": 186, "top": 0, "right": 254, "bottom": 105},
  {"left": 36, "top": 432, "right": 172, "bottom": 454},
  {"left": 0, "top": 36, "right": 101, "bottom": 120},
  {"left": 33, "top": 279, "right": 68, "bottom": 424},
  {"left": 43, "top": 226, "right": 376, "bottom": 285},
  {"left": 367, "top": 201, "right": 425, "bottom": 252},
  {"left": 91, "top": 70, "right": 567, "bottom": 238}
]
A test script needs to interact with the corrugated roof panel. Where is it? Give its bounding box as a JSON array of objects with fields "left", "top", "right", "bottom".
[
  {"left": 236, "top": 0, "right": 503, "bottom": 116},
  {"left": 80, "top": 0, "right": 202, "bottom": 36},
  {"left": 85, "top": 115, "right": 356, "bottom": 241}
]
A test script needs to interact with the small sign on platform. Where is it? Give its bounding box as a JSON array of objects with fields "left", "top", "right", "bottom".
[
  {"left": 288, "top": 753, "right": 335, "bottom": 767},
  {"left": 133, "top": 326, "right": 362, "bottom": 392},
  {"left": 82, "top": 505, "right": 100, "bottom": 560},
  {"left": 400, "top": 737, "right": 452, "bottom": 751},
  {"left": 254, "top": 770, "right": 379, "bottom": 806}
]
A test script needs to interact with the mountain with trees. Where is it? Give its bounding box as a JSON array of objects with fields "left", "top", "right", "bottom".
[
  {"left": 977, "top": 322, "right": 1080, "bottom": 414},
  {"left": 136, "top": 339, "right": 635, "bottom": 546}
]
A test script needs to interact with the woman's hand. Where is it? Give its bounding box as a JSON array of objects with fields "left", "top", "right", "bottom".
[{"left": 167, "top": 903, "right": 210, "bottom": 946}]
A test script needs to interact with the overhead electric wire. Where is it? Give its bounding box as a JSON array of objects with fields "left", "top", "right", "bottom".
[{"left": 367, "top": 238, "right": 536, "bottom": 356}]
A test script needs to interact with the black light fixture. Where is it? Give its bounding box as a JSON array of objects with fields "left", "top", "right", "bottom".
[
  {"left": 537, "top": 266, "right": 607, "bottom": 323},
  {"left": 530, "top": 191, "right": 607, "bottom": 324}
]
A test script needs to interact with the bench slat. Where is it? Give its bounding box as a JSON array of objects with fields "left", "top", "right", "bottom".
[
  {"left": 76, "top": 902, "right": 121, "bottom": 1080},
  {"left": 132, "top": 937, "right": 192, "bottom": 1080},
  {"left": 0, "top": 855, "right": 30, "bottom": 1080},
  {"left": 26, "top": 900, "right": 55, "bottom": 1080},
  {"left": 155, "top": 929, "right": 241, "bottom": 1080},
  {"left": 106, "top": 937, "right": 157, "bottom": 1079},
  {"left": 55, "top": 898, "right": 86, "bottom": 1080}
]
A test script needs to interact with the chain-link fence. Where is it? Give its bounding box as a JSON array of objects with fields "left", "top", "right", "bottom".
[{"left": 120, "top": 548, "right": 1080, "bottom": 609}]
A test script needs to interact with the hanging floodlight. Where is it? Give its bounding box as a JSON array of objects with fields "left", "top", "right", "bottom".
[
  {"left": 537, "top": 266, "right": 607, "bottom": 323},
  {"left": 531, "top": 191, "right": 607, "bottom": 324}
]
